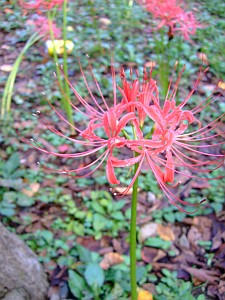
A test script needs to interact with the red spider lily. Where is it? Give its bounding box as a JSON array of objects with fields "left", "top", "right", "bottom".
[
  {"left": 138, "top": 0, "right": 201, "bottom": 40},
  {"left": 31, "top": 66, "right": 146, "bottom": 185},
  {"left": 112, "top": 72, "right": 224, "bottom": 210},
  {"left": 119, "top": 68, "right": 159, "bottom": 126},
  {"left": 32, "top": 65, "right": 225, "bottom": 211},
  {"left": 27, "top": 16, "right": 61, "bottom": 39},
  {"left": 19, "top": 0, "right": 64, "bottom": 12}
]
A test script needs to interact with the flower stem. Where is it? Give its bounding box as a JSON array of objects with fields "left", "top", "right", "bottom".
[
  {"left": 47, "top": 11, "right": 74, "bottom": 132},
  {"left": 1, "top": 32, "right": 40, "bottom": 119},
  {"left": 62, "top": 0, "right": 70, "bottom": 100},
  {"left": 130, "top": 156, "right": 139, "bottom": 300}
]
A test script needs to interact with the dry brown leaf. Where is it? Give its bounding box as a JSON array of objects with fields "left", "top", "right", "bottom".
[
  {"left": 157, "top": 224, "right": 175, "bottom": 241},
  {"left": 100, "top": 252, "right": 124, "bottom": 270},
  {"left": 114, "top": 186, "right": 134, "bottom": 195},
  {"left": 218, "top": 81, "right": 225, "bottom": 90},
  {"left": 138, "top": 289, "right": 153, "bottom": 300},
  {"left": 99, "top": 17, "right": 111, "bottom": 26},
  {"left": 141, "top": 247, "right": 166, "bottom": 263},
  {"left": 22, "top": 182, "right": 40, "bottom": 197},
  {"left": 140, "top": 223, "right": 158, "bottom": 242},
  {"left": 183, "top": 266, "right": 219, "bottom": 284}
]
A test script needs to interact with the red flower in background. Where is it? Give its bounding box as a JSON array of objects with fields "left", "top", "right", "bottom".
[
  {"left": 32, "top": 65, "right": 224, "bottom": 211},
  {"left": 138, "top": 0, "right": 201, "bottom": 40},
  {"left": 27, "top": 16, "right": 61, "bottom": 39},
  {"left": 19, "top": 0, "right": 64, "bottom": 12}
]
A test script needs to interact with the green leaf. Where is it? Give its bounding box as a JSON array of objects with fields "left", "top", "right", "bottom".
[
  {"left": 68, "top": 270, "right": 86, "bottom": 298},
  {"left": 164, "top": 212, "right": 176, "bottom": 223},
  {"left": 84, "top": 263, "right": 104, "bottom": 287},
  {"left": 77, "top": 244, "right": 93, "bottom": 263},
  {"left": 113, "top": 200, "right": 126, "bottom": 211},
  {"left": 197, "top": 295, "right": 205, "bottom": 300},
  {"left": 0, "top": 204, "right": 15, "bottom": 217},
  {"left": 112, "top": 211, "right": 124, "bottom": 221},
  {"left": 40, "top": 230, "right": 54, "bottom": 243},
  {"left": 3, "top": 153, "right": 20, "bottom": 176},
  {"left": 93, "top": 213, "right": 108, "bottom": 231},
  {"left": 17, "top": 193, "right": 35, "bottom": 207},
  {"left": 3, "top": 191, "right": 17, "bottom": 202},
  {"left": 106, "top": 283, "right": 124, "bottom": 300},
  {"left": 92, "top": 201, "right": 105, "bottom": 214},
  {"left": 145, "top": 237, "right": 171, "bottom": 250},
  {"left": 72, "top": 221, "right": 84, "bottom": 236},
  {"left": 0, "top": 178, "right": 23, "bottom": 190}
]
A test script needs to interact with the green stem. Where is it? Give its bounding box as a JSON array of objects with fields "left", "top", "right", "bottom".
[
  {"left": 130, "top": 154, "right": 139, "bottom": 300},
  {"left": 1, "top": 32, "right": 40, "bottom": 119},
  {"left": 62, "top": 0, "right": 74, "bottom": 133},
  {"left": 47, "top": 11, "right": 74, "bottom": 131},
  {"left": 47, "top": 12, "right": 64, "bottom": 95},
  {"left": 62, "top": 0, "right": 70, "bottom": 98}
]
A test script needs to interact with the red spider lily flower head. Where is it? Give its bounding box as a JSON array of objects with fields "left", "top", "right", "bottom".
[
  {"left": 114, "top": 69, "right": 224, "bottom": 211},
  {"left": 27, "top": 16, "right": 61, "bottom": 39},
  {"left": 19, "top": 0, "right": 64, "bottom": 13},
  {"left": 31, "top": 64, "right": 225, "bottom": 212},
  {"left": 32, "top": 64, "right": 142, "bottom": 186},
  {"left": 138, "top": 0, "right": 201, "bottom": 40}
]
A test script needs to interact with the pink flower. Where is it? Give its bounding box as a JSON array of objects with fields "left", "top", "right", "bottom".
[
  {"left": 32, "top": 65, "right": 224, "bottom": 211},
  {"left": 28, "top": 16, "right": 61, "bottom": 39},
  {"left": 19, "top": 0, "right": 64, "bottom": 12},
  {"left": 138, "top": 0, "right": 201, "bottom": 40}
]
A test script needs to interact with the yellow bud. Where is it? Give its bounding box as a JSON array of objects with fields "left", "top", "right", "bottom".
[
  {"left": 138, "top": 289, "right": 153, "bottom": 300},
  {"left": 46, "top": 40, "right": 74, "bottom": 56},
  {"left": 67, "top": 26, "right": 74, "bottom": 32}
]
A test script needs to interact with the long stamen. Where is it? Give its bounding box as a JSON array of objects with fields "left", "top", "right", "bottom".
[{"left": 78, "top": 62, "right": 106, "bottom": 114}]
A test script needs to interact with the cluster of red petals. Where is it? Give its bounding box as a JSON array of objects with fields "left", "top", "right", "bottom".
[
  {"left": 19, "top": 0, "right": 64, "bottom": 12},
  {"left": 27, "top": 16, "right": 61, "bottom": 39},
  {"left": 34, "top": 65, "right": 225, "bottom": 211},
  {"left": 20, "top": 0, "right": 62, "bottom": 39},
  {"left": 138, "top": 0, "right": 201, "bottom": 40}
]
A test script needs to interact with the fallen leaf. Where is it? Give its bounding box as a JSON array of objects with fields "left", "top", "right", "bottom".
[
  {"left": 114, "top": 186, "right": 134, "bottom": 195},
  {"left": 218, "top": 81, "right": 225, "bottom": 90},
  {"left": 141, "top": 247, "right": 166, "bottom": 263},
  {"left": 140, "top": 223, "right": 158, "bottom": 242},
  {"left": 182, "top": 266, "right": 219, "bottom": 284},
  {"left": 218, "top": 280, "right": 225, "bottom": 297},
  {"left": 100, "top": 252, "right": 124, "bottom": 270},
  {"left": 22, "top": 182, "right": 40, "bottom": 197},
  {"left": 138, "top": 288, "right": 153, "bottom": 300},
  {"left": 99, "top": 17, "right": 111, "bottom": 26},
  {"left": 187, "top": 216, "right": 212, "bottom": 248},
  {"left": 0, "top": 64, "right": 13, "bottom": 72},
  {"left": 1, "top": 44, "right": 10, "bottom": 50},
  {"left": 77, "top": 236, "right": 102, "bottom": 252},
  {"left": 157, "top": 224, "right": 175, "bottom": 241}
]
